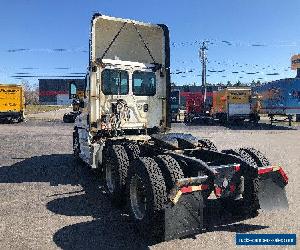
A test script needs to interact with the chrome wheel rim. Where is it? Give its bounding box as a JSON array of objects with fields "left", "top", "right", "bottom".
[
  {"left": 106, "top": 163, "right": 115, "bottom": 193},
  {"left": 130, "top": 175, "right": 147, "bottom": 220}
]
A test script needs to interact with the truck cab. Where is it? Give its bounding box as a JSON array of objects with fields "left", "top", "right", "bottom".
[{"left": 77, "top": 14, "right": 170, "bottom": 138}]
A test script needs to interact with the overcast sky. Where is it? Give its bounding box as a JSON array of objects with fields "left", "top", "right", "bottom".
[{"left": 0, "top": 0, "right": 299, "bottom": 87}]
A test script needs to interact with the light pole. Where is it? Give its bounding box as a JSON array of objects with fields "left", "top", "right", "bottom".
[{"left": 199, "top": 42, "right": 208, "bottom": 103}]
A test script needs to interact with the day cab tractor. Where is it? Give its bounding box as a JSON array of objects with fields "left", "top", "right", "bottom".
[
  {"left": 182, "top": 90, "right": 214, "bottom": 124},
  {"left": 73, "top": 14, "right": 289, "bottom": 242}
]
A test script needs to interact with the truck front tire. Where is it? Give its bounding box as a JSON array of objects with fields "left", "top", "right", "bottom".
[
  {"left": 103, "top": 144, "right": 130, "bottom": 206},
  {"left": 73, "top": 129, "right": 81, "bottom": 161}
]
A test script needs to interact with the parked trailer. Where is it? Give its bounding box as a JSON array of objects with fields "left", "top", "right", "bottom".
[
  {"left": 252, "top": 78, "right": 300, "bottom": 124},
  {"left": 211, "top": 87, "right": 258, "bottom": 123},
  {"left": 74, "top": 14, "right": 288, "bottom": 242},
  {"left": 0, "top": 84, "right": 25, "bottom": 122}
]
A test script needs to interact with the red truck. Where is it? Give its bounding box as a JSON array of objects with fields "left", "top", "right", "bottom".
[{"left": 182, "top": 91, "right": 213, "bottom": 123}]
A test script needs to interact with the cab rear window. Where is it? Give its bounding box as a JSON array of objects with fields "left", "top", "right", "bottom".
[
  {"left": 101, "top": 69, "right": 129, "bottom": 95},
  {"left": 132, "top": 71, "right": 156, "bottom": 96}
]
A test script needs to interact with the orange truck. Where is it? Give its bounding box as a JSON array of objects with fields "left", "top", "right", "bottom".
[
  {"left": 211, "top": 87, "right": 257, "bottom": 122},
  {"left": 0, "top": 84, "right": 25, "bottom": 122}
]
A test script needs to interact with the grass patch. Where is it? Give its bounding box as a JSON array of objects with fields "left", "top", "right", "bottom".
[{"left": 25, "top": 105, "right": 69, "bottom": 115}]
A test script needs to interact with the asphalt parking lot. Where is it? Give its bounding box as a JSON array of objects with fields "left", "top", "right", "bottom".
[{"left": 0, "top": 115, "right": 299, "bottom": 250}]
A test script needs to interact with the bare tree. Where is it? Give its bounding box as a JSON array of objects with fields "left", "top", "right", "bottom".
[
  {"left": 236, "top": 80, "right": 242, "bottom": 86},
  {"left": 21, "top": 80, "right": 39, "bottom": 105}
]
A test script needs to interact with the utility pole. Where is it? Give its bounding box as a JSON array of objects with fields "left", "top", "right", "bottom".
[{"left": 199, "top": 41, "right": 208, "bottom": 103}]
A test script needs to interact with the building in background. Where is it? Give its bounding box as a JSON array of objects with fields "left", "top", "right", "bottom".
[{"left": 39, "top": 79, "right": 85, "bottom": 105}]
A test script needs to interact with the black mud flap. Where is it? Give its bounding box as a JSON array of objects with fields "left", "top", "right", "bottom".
[
  {"left": 257, "top": 167, "right": 289, "bottom": 211},
  {"left": 164, "top": 192, "right": 204, "bottom": 241}
]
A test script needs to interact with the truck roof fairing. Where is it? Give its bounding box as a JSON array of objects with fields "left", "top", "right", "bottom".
[{"left": 91, "top": 14, "right": 168, "bottom": 67}]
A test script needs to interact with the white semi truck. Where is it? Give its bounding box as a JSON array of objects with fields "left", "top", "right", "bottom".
[{"left": 74, "top": 14, "right": 289, "bottom": 241}]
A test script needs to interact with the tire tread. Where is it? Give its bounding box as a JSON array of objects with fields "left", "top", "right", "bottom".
[{"left": 155, "top": 155, "right": 184, "bottom": 192}]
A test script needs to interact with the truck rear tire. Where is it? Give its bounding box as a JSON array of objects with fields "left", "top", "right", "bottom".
[
  {"left": 122, "top": 142, "right": 140, "bottom": 160},
  {"left": 221, "top": 149, "right": 240, "bottom": 156},
  {"left": 237, "top": 148, "right": 259, "bottom": 168},
  {"left": 222, "top": 148, "right": 259, "bottom": 168},
  {"left": 126, "top": 157, "right": 167, "bottom": 239},
  {"left": 103, "top": 144, "right": 130, "bottom": 206},
  {"left": 199, "top": 139, "right": 218, "bottom": 151},
  {"left": 221, "top": 148, "right": 260, "bottom": 215},
  {"left": 243, "top": 147, "right": 270, "bottom": 167},
  {"left": 237, "top": 148, "right": 261, "bottom": 214},
  {"left": 155, "top": 155, "right": 184, "bottom": 192}
]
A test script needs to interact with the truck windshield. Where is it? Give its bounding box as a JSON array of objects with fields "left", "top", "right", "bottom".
[
  {"left": 101, "top": 69, "right": 129, "bottom": 95},
  {"left": 132, "top": 71, "right": 156, "bottom": 96}
]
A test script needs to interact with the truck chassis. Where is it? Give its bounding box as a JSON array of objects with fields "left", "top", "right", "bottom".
[{"left": 73, "top": 129, "right": 288, "bottom": 241}]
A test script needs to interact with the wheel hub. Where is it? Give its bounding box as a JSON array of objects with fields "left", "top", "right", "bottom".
[
  {"left": 106, "top": 163, "right": 115, "bottom": 193},
  {"left": 130, "top": 175, "right": 147, "bottom": 220}
]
